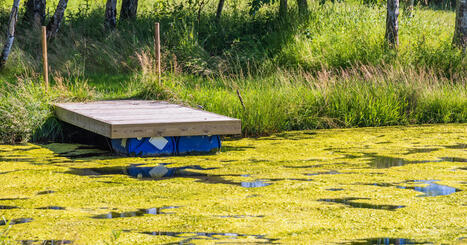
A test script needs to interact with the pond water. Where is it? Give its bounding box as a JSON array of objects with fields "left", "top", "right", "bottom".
[{"left": 0, "top": 124, "right": 465, "bottom": 244}]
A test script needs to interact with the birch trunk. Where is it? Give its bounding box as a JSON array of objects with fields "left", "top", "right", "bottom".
[
  {"left": 46, "top": 0, "right": 69, "bottom": 39},
  {"left": 385, "top": 0, "right": 399, "bottom": 48},
  {"left": 120, "top": 0, "right": 138, "bottom": 20},
  {"left": 105, "top": 0, "right": 118, "bottom": 29},
  {"left": 216, "top": 0, "right": 225, "bottom": 23},
  {"left": 453, "top": 0, "right": 467, "bottom": 48},
  {"left": 24, "top": 0, "right": 46, "bottom": 26},
  {"left": 0, "top": 0, "right": 21, "bottom": 69}
]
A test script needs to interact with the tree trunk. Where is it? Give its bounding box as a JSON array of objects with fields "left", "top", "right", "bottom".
[
  {"left": 297, "top": 0, "right": 308, "bottom": 15},
  {"left": 216, "top": 0, "right": 225, "bottom": 23},
  {"left": 279, "top": 0, "right": 287, "bottom": 18},
  {"left": 405, "top": 0, "right": 414, "bottom": 17},
  {"left": 24, "top": 0, "right": 46, "bottom": 26},
  {"left": 120, "top": 0, "right": 138, "bottom": 20},
  {"left": 385, "top": 0, "right": 399, "bottom": 48},
  {"left": 453, "top": 0, "right": 467, "bottom": 48},
  {"left": 46, "top": 0, "right": 69, "bottom": 39},
  {"left": 105, "top": 0, "right": 117, "bottom": 29},
  {"left": 0, "top": 0, "right": 21, "bottom": 69}
]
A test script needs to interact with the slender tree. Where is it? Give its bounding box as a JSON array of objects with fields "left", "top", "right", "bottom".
[
  {"left": 0, "top": 0, "right": 21, "bottom": 69},
  {"left": 385, "top": 0, "right": 399, "bottom": 48},
  {"left": 297, "top": 0, "right": 308, "bottom": 15},
  {"left": 279, "top": 0, "right": 287, "bottom": 18},
  {"left": 120, "top": 0, "right": 138, "bottom": 20},
  {"left": 453, "top": 0, "right": 467, "bottom": 48},
  {"left": 105, "top": 0, "right": 118, "bottom": 29},
  {"left": 24, "top": 0, "right": 46, "bottom": 26},
  {"left": 46, "top": 0, "right": 69, "bottom": 39},
  {"left": 216, "top": 0, "right": 225, "bottom": 23},
  {"left": 405, "top": 0, "right": 414, "bottom": 17}
]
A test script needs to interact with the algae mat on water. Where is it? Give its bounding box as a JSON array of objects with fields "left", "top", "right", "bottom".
[{"left": 0, "top": 124, "right": 466, "bottom": 244}]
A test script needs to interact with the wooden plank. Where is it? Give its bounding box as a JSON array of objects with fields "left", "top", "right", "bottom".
[
  {"left": 54, "top": 100, "right": 242, "bottom": 138},
  {"left": 55, "top": 107, "right": 112, "bottom": 137},
  {"left": 111, "top": 120, "right": 241, "bottom": 138}
]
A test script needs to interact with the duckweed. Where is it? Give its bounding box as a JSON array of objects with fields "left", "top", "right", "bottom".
[{"left": 0, "top": 124, "right": 466, "bottom": 244}]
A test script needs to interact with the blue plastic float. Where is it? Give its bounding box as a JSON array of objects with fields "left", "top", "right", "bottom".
[{"left": 111, "top": 135, "right": 221, "bottom": 156}]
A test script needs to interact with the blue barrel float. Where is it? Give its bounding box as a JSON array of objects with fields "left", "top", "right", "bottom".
[{"left": 111, "top": 136, "right": 221, "bottom": 156}]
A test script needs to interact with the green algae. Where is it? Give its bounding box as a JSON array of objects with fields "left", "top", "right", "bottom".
[{"left": 0, "top": 124, "right": 466, "bottom": 244}]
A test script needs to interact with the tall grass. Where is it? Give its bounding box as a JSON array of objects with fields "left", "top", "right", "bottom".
[{"left": 0, "top": 0, "right": 465, "bottom": 143}]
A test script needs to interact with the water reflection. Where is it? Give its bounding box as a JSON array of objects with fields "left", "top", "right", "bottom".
[
  {"left": 306, "top": 170, "right": 340, "bottom": 176},
  {"left": 241, "top": 180, "right": 272, "bottom": 188},
  {"left": 92, "top": 206, "right": 180, "bottom": 219},
  {"left": 37, "top": 206, "right": 66, "bottom": 210},
  {"left": 318, "top": 198, "right": 404, "bottom": 210},
  {"left": 0, "top": 218, "right": 33, "bottom": 226},
  {"left": 19, "top": 240, "right": 73, "bottom": 245},
  {"left": 341, "top": 237, "right": 429, "bottom": 244},
  {"left": 37, "top": 190, "right": 55, "bottom": 195},
  {"left": 142, "top": 231, "right": 278, "bottom": 244},
  {"left": 397, "top": 180, "right": 461, "bottom": 197},
  {"left": 0, "top": 205, "right": 19, "bottom": 209}
]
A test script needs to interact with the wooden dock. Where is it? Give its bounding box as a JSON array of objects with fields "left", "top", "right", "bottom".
[{"left": 54, "top": 100, "right": 241, "bottom": 139}]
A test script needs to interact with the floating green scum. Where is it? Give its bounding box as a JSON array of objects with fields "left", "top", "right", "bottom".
[{"left": 0, "top": 124, "right": 466, "bottom": 244}]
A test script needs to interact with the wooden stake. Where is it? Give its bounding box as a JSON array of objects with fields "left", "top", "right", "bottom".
[
  {"left": 154, "top": 22, "right": 161, "bottom": 85},
  {"left": 41, "top": 26, "right": 49, "bottom": 91}
]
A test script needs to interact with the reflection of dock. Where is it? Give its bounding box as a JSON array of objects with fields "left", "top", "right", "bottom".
[{"left": 54, "top": 100, "right": 241, "bottom": 138}]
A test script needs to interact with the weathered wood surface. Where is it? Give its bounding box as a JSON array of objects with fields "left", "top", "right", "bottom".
[{"left": 54, "top": 100, "right": 241, "bottom": 138}]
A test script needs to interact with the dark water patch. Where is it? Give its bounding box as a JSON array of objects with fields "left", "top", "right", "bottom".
[
  {"left": 92, "top": 206, "right": 180, "bottom": 219},
  {"left": 318, "top": 198, "right": 404, "bottom": 210},
  {"left": 58, "top": 152, "right": 114, "bottom": 159},
  {"left": 284, "top": 164, "right": 325, "bottom": 169},
  {"left": 19, "top": 240, "right": 73, "bottom": 244},
  {"left": 0, "top": 218, "right": 33, "bottom": 226},
  {"left": 289, "top": 178, "right": 313, "bottom": 181},
  {"left": 375, "top": 141, "right": 392, "bottom": 144},
  {"left": 340, "top": 237, "right": 429, "bottom": 244},
  {"left": 326, "top": 188, "right": 344, "bottom": 191},
  {"left": 444, "top": 143, "right": 467, "bottom": 149},
  {"left": 397, "top": 180, "right": 461, "bottom": 197},
  {"left": 0, "top": 197, "right": 29, "bottom": 201},
  {"left": 241, "top": 180, "right": 272, "bottom": 188},
  {"left": 221, "top": 145, "right": 255, "bottom": 152},
  {"left": 219, "top": 159, "right": 237, "bottom": 162},
  {"left": 0, "top": 205, "right": 19, "bottom": 209},
  {"left": 438, "top": 157, "right": 466, "bottom": 162},
  {"left": 370, "top": 156, "right": 409, "bottom": 168},
  {"left": 217, "top": 215, "right": 264, "bottom": 218},
  {"left": 403, "top": 148, "right": 439, "bottom": 155},
  {"left": 458, "top": 167, "right": 467, "bottom": 171},
  {"left": 65, "top": 167, "right": 125, "bottom": 176},
  {"left": 142, "top": 231, "right": 278, "bottom": 244},
  {"left": 0, "top": 156, "right": 35, "bottom": 162},
  {"left": 358, "top": 180, "right": 461, "bottom": 197},
  {"left": 37, "top": 206, "right": 66, "bottom": 210},
  {"left": 37, "top": 190, "right": 55, "bottom": 195},
  {"left": 306, "top": 170, "right": 341, "bottom": 176}
]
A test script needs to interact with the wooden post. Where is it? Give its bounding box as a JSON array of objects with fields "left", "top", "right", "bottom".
[
  {"left": 154, "top": 22, "right": 161, "bottom": 85},
  {"left": 42, "top": 26, "right": 49, "bottom": 91}
]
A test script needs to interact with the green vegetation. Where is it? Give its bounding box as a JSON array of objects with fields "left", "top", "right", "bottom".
[
  {"left": 0, "top": 124, "right": 466, "bottom": 244},
  {"left": 0, "top": 0, "right": 466, "bottom": 143}
]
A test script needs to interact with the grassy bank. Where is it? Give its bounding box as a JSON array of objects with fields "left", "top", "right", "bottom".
[
  {"left": 0, "top": 0, "right": 466, "bottom": 143},
  {"left": 1, "top": 65, "right": 465, "bottom": 143}
]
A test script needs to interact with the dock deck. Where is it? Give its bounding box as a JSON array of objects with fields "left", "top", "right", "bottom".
[{"left": 54, "top": 100, "right": 241, "bottom": 139}]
